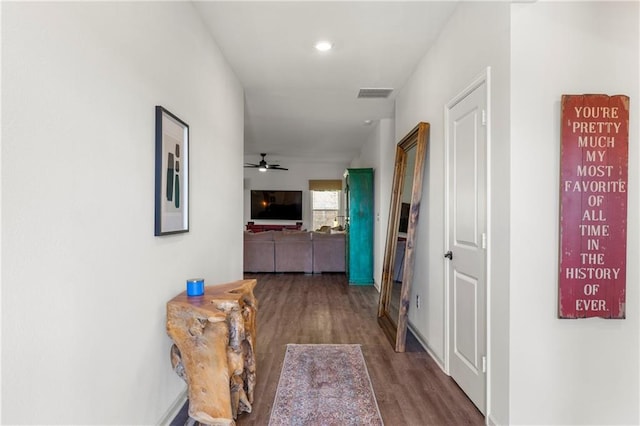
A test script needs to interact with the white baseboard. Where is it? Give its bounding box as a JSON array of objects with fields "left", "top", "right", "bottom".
[
  {"left": 407, "top": 322, "right": 447, "bottom": 373},
  {"left": 158, "top": 388, "right": 188, "bottom": 426},
  {"left": 486, "top": 414, "right": 499, "bottom": 426}
]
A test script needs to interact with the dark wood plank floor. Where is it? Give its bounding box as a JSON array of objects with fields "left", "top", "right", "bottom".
[{"left": 174, "top": 273, "right": 483, "bottom": 426}]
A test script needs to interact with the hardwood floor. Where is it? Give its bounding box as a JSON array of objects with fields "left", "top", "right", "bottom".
[{"left": 174, "top": 273, "right": 484, "bottom": 425}]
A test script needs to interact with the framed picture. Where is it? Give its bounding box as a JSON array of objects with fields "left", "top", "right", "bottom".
[{"left": 155, "top": 106, "right": 189, "bottom": 236}]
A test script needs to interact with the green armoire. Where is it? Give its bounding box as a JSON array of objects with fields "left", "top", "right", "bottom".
[{"left": 344, "top": 168, "right": 374, "bottom": 285}]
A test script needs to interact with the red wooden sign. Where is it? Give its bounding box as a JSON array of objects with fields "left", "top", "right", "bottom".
[{"left": 558, "top": 94, "right": 629, "bottom": 319}]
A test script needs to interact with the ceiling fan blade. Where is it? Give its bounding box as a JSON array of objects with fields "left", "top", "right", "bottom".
[{"left": 245, "top": 154, "right": 288, "bottom": 171}]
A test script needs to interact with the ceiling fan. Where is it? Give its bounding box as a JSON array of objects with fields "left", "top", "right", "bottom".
[{"left": 244, "top": 153, "right": 288, "bottom": 172}]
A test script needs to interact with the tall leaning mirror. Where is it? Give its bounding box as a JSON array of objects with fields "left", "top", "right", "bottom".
[{"left": 378, "top": 122, "right": 429, "bottom": 352}]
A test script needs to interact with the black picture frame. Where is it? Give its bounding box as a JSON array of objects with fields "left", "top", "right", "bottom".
[{"left": 155, "top": 106, "right": 189, "bottom": 236}]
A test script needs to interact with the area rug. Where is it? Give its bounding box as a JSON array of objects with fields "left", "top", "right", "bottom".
[{"left": 268, "top": 344, "right": 384, "bottom": 425}]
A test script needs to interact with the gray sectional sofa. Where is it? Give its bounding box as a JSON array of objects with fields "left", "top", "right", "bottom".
[{"left": 243, "top": 230, "right": 345, "bottom": 273}]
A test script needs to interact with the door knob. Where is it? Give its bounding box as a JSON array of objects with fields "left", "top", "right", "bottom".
[{"left": 444, "top": 250, "right": 453, "bottom": 260}]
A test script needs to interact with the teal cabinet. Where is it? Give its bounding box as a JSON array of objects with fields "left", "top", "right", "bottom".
[{"left": 345, "top": 168, "right": 374, "bottom": 285}]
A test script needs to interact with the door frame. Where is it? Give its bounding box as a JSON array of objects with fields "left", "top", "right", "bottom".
[{"left": 443, "top": 67, "right": 491, "bottom": 419}]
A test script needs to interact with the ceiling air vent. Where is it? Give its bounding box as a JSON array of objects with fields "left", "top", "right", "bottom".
[{"left": 357, "top": 88, "right": 394, "bottom": 99}]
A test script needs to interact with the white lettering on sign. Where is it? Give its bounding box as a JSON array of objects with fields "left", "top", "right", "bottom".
[
  {"left": 578, "top": 136, "right": 615, "bottom": 148},
  {"left": 587, "top": 195, "right": 605, "bottom": 207},
  {"left": 582, "top": 210, "right": 606, "bottom": 221},
  {"left": 563, "top": 180, "right": 626, "bottom": 193},
  {"left": 571, "top": 121, "right": 621, "bottom": 134},
  {"left": 576, "top": 299, "right": 607, "bottom": 311},
  {"left": 578, "top": 224, "right": 610, "bottom": 237},
  {"left": 579, "top": 253, "right": 605, "bottom": 265},
  {"left": 576, "top": 283, "right": 606, "bottom": 311},
  {"left": 576, "top": 165, "right": 614, "bottom": 177},
  {"left": 574, "top": 106, "right": 619, "bottom": 119},
  {"left": 565, "top": 267, "right": 621, "bottom": 280},
  {"left": 585, "top": 150, "right": 607, "bottom": 162},
  {"left": 583, "top": 284, "right": 600, "bottom": 295}
]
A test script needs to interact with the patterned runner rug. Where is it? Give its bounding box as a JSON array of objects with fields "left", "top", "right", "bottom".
[{"left": 268, "top": 344, "right": 384, "bottom": 425}]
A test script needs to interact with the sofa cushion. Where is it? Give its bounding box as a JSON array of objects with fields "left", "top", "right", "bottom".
[
  {"left": 273, "top": 231, "right": 312, "bottom": 241},
  {"left": 312, "top": 231, "right": 344, "bottom": 240},
  {"left": 312, "top": 232, "right": 346, "bottom": 273},
  {"left": 244, "top": 230, "right": 275, "bottom": 240},
  {"left": 243, "top": 231, "right": 275, "bottom": 272},
  {"left": 274, "top": 231, "right": 313, "bottom": 273}
]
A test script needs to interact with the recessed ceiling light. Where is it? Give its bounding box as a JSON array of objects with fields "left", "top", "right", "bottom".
[
  {"left": 314, "top": 41, "right": 333, "bottom": 52},
  {"left": 364, "top": 120, "right": 373, "bottom": 125}
]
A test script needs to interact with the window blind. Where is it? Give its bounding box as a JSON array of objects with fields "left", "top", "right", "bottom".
[{"left": 308, "top": 179, "right": 342, "bottom": 191}]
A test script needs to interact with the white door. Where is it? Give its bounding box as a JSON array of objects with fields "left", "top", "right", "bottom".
[{"left": 445, "top": 76, "right": 488, "bottom": 414}]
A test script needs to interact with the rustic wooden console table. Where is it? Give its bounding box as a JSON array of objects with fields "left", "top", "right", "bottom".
[{"left": 166, "top": 279, "right": 257, "bottom": 425}]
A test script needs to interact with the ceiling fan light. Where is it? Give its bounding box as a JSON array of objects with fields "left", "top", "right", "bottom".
[{"left": 246, "top": 153, "right": 287, "bottom": 171}]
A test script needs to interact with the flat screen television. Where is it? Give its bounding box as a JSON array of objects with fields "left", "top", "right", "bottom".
[{"left": 250, "top": 190, "right": 303, "bottom": 221}]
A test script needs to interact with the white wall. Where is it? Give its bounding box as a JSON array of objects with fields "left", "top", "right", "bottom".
[
  {"left": 2, "top": 2, "right": 244, "bottom": 424},
  {"left": 510, "top": 2, "right": 639, "bottom": 424},
  {"left": 395, "top": 2, "right": 511, "bottom": 423},
  {"left": 243, "top": 157, "right": 349, "bottom": 231},
  {"left": 378, "top": 120, "right": 397, "bottom": 288}
]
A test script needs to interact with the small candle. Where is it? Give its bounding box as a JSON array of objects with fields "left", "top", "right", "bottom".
[{"left": 186, "top": 278, "right": 204, "bottom": 296}]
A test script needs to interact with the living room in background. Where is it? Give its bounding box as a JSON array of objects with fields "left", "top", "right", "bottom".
[{"left": 309, "top": 179, "right": 343, "bottom": 231}]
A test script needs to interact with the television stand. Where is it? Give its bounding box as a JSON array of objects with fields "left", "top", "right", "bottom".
[{"left": 245, "top": 222, "right": 302, "bottom": 232}]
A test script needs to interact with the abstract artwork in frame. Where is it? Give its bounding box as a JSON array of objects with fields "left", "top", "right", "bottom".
[{"left": 155, "top": 106, "right": 189, "bottom": 236}]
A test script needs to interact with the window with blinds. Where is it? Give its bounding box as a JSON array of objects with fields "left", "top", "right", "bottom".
[{"left": 309, "top": 180, "right": 342, "bottom": 231}]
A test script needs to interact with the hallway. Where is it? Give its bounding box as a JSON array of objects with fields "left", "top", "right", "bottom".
[{"left": 237, "top": 273, "right": 483, "bottom": 425}]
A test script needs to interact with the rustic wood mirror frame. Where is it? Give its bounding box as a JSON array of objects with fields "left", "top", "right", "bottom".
[{"left": 377, "top": 122, "right": 429, "bottom": 352}]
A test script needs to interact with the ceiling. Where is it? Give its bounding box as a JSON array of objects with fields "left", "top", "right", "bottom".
[{"left": 194, "top": 1, "right": 459, "bottom": 164}]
